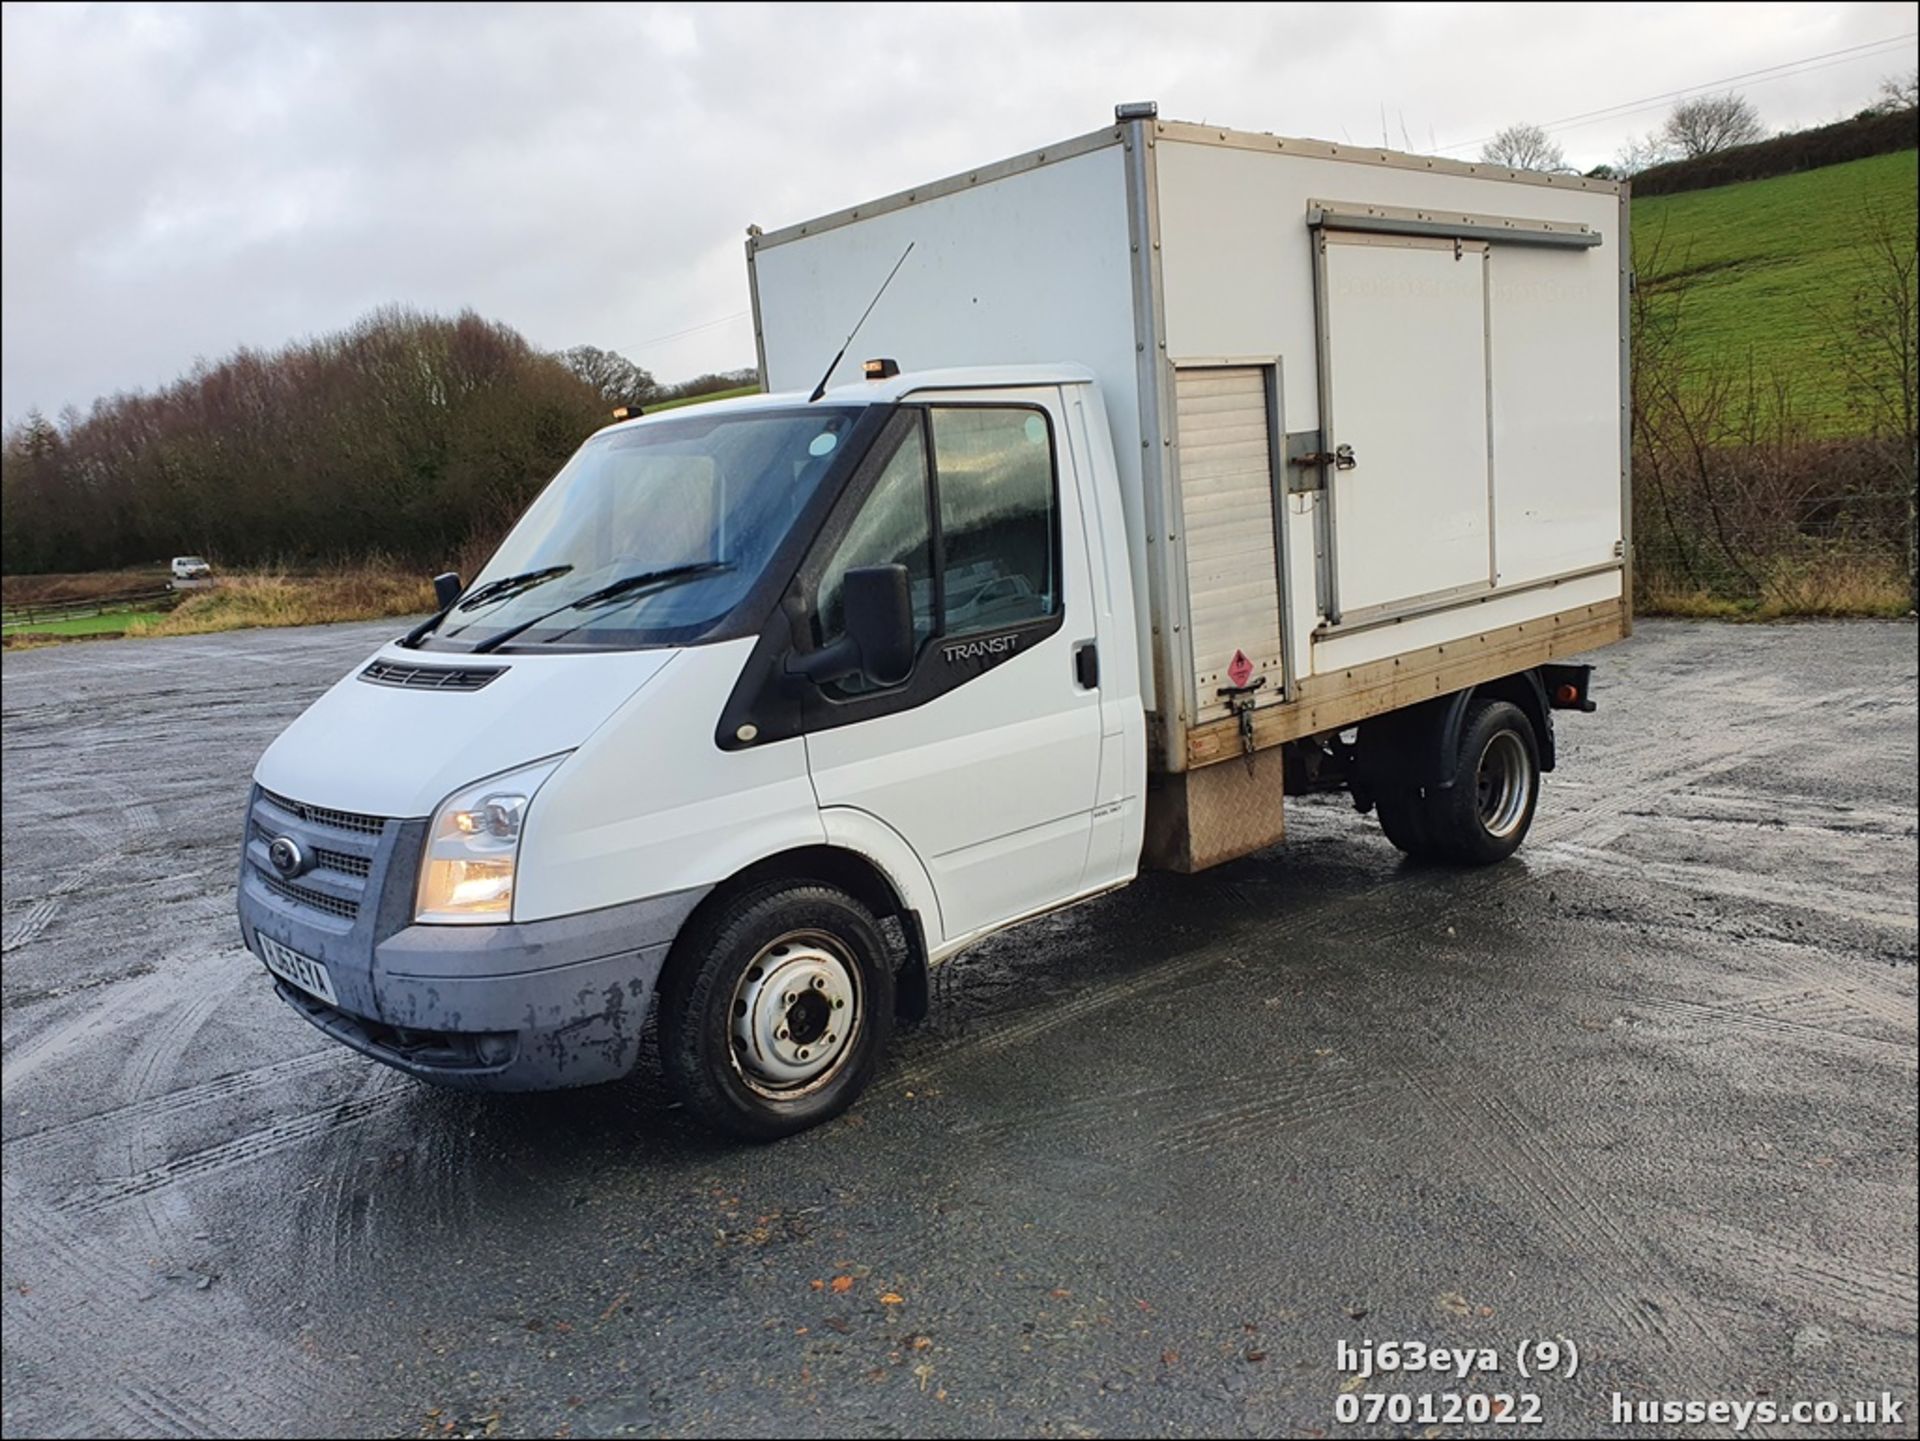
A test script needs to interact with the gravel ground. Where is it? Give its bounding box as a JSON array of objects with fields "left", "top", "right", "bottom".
[{"left": 2, "top": 617, "right": 1915, "bottom": 1439}]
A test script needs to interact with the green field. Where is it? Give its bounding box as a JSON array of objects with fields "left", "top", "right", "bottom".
[
  {"left": 0, "top": 604, "right": 165, "bottom": 638},
  {"left": 1632, "top": 148, "right": 1918, "bottom": 434},
  {"left": 646, "top": 384, "right": 758, "bottom": 412}
]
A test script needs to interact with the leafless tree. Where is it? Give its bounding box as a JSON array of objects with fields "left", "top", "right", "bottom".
[
  {"left": 1613, "top": 131, "right": 1673, "bottom": 177},
  {"left": 1631, "top": 226, "right": 1765, "bottom": 593},
  {"left": 1874, "top": 70, "right": 1918, "bottom": 113},
  {"left": 1822, "top": 203, "right": 1920, "bottom": 603},
  {"left": 1480, "top": 122, "right": 1567, "bottom": 173},
  {"left": 1661, "top": 93, "right": 1764, "bottom": 158}
]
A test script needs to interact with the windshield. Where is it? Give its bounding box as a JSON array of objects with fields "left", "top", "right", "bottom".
[{"left": 423, "top": 406, "right": 860, "bottom": 651}]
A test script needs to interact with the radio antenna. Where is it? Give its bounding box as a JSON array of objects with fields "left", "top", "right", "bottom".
[{"left": 808, "top": 241, "right": 914, "bottom": 402}]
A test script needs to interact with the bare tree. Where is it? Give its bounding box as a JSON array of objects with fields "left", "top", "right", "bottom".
[
  {"left": 1614, "top": 131, "right": 1673, "bottom": 177},
  {"left": 560, "top": 345, "right": 657, "bottom": 408},
  {"left": 1821, "top": 203, "right": 1920, "bottom": 605},
  {"left": 1875, "top": 70, "right": 1918, "bottom": 114},
  {"left": 1480, "top": 123, "right": 1567, "bottom": 173},
  {"left": 1661, "top": 93, "right": 1764, "bottom": 158}
]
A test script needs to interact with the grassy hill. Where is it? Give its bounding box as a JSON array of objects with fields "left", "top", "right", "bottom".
[{"left": 1631, "top": 147, "right": 1917, "bottom": 434}]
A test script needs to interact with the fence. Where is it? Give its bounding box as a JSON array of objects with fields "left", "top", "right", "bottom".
[
  {"left": 0, "top": 588, "right": 181, "bottom": 630},
  {"left": 1633, "top": 483, "right": 1915, "bottom": 616}
]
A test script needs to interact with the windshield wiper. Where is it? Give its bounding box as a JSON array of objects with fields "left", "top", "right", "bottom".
[
  {"left": 456, "top": 565, "right": 573, "bottom": 611},
  {"left": 469, "top": 561, "right": 732, "bottom": 654},
  {"left": 399, "top": 565, "right": 574, "bottom": 647}
]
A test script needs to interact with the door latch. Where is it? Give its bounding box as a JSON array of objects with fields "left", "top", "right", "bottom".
[
  {"left": 1288, "top": 443, "right": 1356, "bottom": 472},
  {"left": 1215, "top": 675, "right": 1267, "bottom": 757}
]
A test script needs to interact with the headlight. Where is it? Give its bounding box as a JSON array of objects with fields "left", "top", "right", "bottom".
[{"left": 416, "top": 756, "right": 566, "bottom": 924}]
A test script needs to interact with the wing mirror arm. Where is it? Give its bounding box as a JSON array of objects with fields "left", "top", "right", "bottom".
[
  {"left": 787, "top": 564, "right": 915, "bottom": 689},
  {"left": 788, "top": 634, "right": 863, "bottom": 686}
]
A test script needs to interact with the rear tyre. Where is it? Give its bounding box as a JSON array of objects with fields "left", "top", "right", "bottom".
[
  {"left": 659, "top": 881, "right": 895, "bottom": 1141},
  {"left": 1375, "top": 787, "right": 1437, "bottom": 860},
  {"left": 1424, "top": 699, "right": 1541, "bottom": 866}
]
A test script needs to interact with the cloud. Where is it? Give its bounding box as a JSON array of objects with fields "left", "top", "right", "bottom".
[{"left": 4, "top": 0, "right": 1913, "bottom": 422}]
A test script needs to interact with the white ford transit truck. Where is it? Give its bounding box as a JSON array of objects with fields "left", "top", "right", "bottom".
[{"left": 239, "top": 105, "right": 1629, "bottom": 1138}]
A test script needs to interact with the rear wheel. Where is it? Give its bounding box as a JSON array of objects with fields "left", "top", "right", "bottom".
[
  {"left": 1372, "top": 698, "right": 1541, "bottom": 866},
  {"left": 660, "top": 881, "right": 895, "bottom": 1140},
  {"left": 1374, "top": 787, "right": 1436, "bottom": 860},
  {"left": 1424, "top": 699, "right": 1541, "bottom": 865}
]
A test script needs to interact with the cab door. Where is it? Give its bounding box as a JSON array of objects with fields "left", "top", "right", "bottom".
[{"left": 800, "top": 387, "right": 1104, "bottom": 945}]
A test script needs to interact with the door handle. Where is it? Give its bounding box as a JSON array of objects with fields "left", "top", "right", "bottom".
[
  {"left": 1289, "top": 443, "right": 1356, "bottom": 471},
  {"left": 1073, "top": 640, "right": 1099, "bottom": 690}
]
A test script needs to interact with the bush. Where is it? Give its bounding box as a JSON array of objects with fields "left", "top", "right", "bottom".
[
  {"left": 125, "top": 564, "right": 434, "bottom": 637},
  {"left": 1633, "top": 107, "right": 1917, "bottom": 197}
]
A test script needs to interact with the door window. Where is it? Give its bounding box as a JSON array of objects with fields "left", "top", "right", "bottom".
[
  {"left": 813, "top": 404, "right": 1060, "bottom": 692},
  {"left": 816, "top": 422, "right": 936, "bottom": 650},
  {"left": 932, "top": 407, "right": 1059, "bottom": 634}
]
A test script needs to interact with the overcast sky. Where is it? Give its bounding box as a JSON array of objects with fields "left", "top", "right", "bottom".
[{"left": 3, "top": 1, "right": 1914, "bottom": 424}]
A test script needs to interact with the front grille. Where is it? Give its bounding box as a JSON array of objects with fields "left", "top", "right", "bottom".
[
  {"left": 250, "top": 787, "right": 388, "bottom": 925},
  {"left": 249, "top": 822, "right": 374, "bottom": 878},
  {"left": 261, "top": 873, "right": 359, "bottom": 920},
  {"left": 359, "top": 659, "right": 505, "bottom": 691},
  {"left": 315, "top": 846, "right": 371, "bottom": 878},
  {"left": 259, "top": 788, "right": 386, "bottom": 836}
]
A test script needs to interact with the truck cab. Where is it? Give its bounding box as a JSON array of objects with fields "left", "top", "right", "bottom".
[{"left": 240, "top": 368, "right": 1145, "bottom": 1137}]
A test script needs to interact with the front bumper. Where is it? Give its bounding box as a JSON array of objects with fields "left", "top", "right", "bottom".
[{"left": 237, "top": 784, "right": 707, "bottom": 1091}]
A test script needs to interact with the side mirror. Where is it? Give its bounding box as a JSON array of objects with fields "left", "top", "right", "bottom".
[
  {"left": 792, "top": 564, "right": 915, "bottom": 687},
  {"left": 433, "top": 572, "right": 463, "bottom": 609}
]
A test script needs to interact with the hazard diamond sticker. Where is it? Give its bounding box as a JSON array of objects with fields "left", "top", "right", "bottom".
[{"left": 1227, "top": 650, "right": 1254, "bottom": 688}]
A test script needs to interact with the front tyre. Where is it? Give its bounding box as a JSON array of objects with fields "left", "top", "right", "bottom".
[{"left": 660, "top": 882, "right": 895, "bottom": 1140}]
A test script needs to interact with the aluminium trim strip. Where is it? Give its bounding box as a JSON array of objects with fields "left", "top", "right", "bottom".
[
  {"left": 1307, "top": 230, "right": 1340, "bottom": 624},
  {"left": 1307, "top": 202, "right": 1602, "bottom": 249},
  {"left": 1122, "top": 113, "right": 1185, "bottom": 763},
  {"left": 1618, "top": 182, "right": 1635, "bottom": 636},
  {"left": 1154, "top": 119, "right": 1626, "bottom": 196},
  {"left": 747, "top": 125, "right": 1125, "bottom": 253},
  {"left": 1312, "top": 561, "right": 1625, "bottom": 639},
  {"left": 745, "top": 241, "right": 768, "bottom": 389}
]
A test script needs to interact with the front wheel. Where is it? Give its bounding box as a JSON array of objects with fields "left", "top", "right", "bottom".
[{"left": 659, "top": 881, "right": 895, "bottom": 1140}]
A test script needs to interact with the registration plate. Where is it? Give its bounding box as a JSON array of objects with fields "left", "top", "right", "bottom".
[{"left": 256, "top": 933, "right": 339, "bottom": 1007}]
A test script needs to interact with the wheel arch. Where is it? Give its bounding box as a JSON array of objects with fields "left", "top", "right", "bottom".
[
  {"left": 1355, "top": 669, "right": 1556, "bottom": 799},
  {"left": 1471, "top": 671, "right": 1556, "bottom": 773},
  {"left": 682, "top": 841, "right": 933, "bottom": 1023}
]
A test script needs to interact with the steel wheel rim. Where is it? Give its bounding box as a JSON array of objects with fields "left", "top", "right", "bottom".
[
  {"left": 728, "top": 929, "right": 861, "bottom": 1099},
  {"left": 1475, "top": 729, "right": 1532, "bottom": 839}
]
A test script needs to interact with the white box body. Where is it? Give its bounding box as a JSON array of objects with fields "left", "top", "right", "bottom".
[{"left": 750, "top": 115, "right": 1629, "bottom": 772}]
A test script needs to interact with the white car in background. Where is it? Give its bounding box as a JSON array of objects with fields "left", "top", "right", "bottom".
[{"left": 170, "top": 556, "right": 212, "bottom": 582}]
